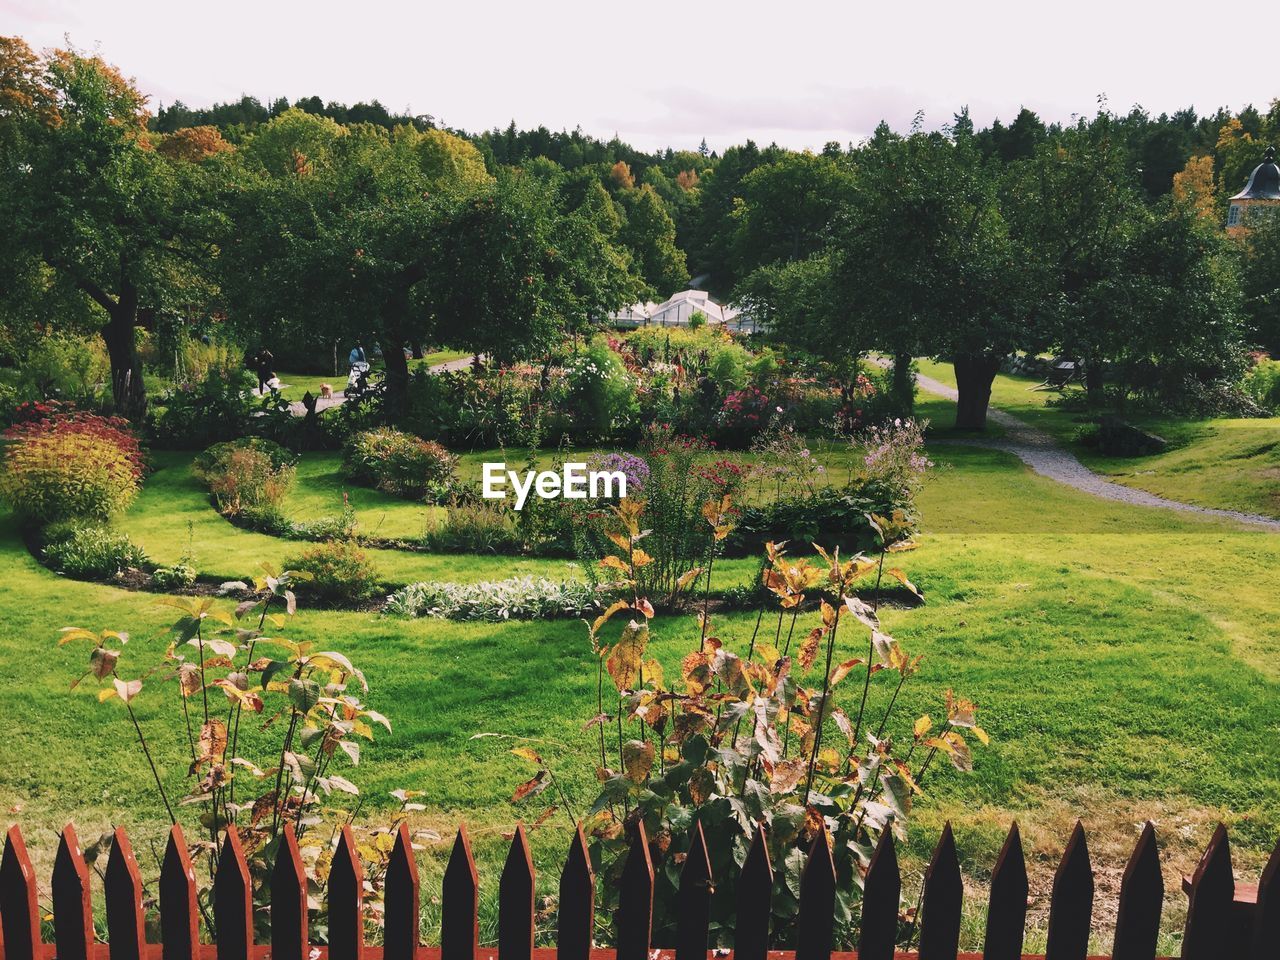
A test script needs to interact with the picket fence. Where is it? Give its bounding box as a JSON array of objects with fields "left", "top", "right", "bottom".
[{"left": 0, "top": 818, "right": 1277, "bottom": 960}]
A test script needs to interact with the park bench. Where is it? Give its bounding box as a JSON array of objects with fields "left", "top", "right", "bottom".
[{"left": 1029, "top": 357, "right": 1082, "bottom": 391}]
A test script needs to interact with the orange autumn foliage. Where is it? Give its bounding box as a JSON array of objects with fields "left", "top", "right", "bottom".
[{"left": 157, "top": 125, "right": 232, "bottom": 162}]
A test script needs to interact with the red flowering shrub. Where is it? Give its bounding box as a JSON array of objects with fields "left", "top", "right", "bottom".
[
  {"left": 0, "top": 409, "right": 145, "bottom": 523},
  {"left": 716, "top": 384, "right": 774, "bottom": 446}
]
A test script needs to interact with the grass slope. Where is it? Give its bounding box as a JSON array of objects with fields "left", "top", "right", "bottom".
[{"left": 916, "top": 358, "right": 1280, "bottom": 518}]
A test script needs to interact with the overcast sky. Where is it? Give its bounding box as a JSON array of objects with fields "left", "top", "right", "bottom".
[{"left": 6, "top": 0, "right": 1276, "bottom": 153}]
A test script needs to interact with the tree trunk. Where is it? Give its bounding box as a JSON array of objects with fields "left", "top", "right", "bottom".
[
  {"left": 891, "top": 354, "right": 915, "bottom": 413},
  {"left": 952, "top": 353, "right": 1002, "bottom": 431},
  {"left": 380, "top": 337, "right": 410, "bottom": 420},
  {"left": 1085, "top": 355, "right": 1105, "bottom": 407},
  {"left": 100, "top": 282, "right": 147, "bottom": 420}
]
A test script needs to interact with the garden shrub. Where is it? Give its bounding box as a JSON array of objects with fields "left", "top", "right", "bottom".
[
  {"left": 422, "top": 498, "right": 522, "bottom": 554},
  {"left": 193, "top": 438, "right": 298, "bottom": 516},
  {"left": 729, "top": 487, "right": 909, "bottom": 557},
  {"left": 22, "top": 333, "right": 111, "bottom": 404},
  {"left": 572, "top": 425, "right": 745, "bottom": 599},
  {"left": 564, "top": 338, "right": 638, "bottom": 442},
  {"left": 512, "top": 533, "right": 984, "bottom": 948},
  {"left": 1244, "top": 358, "right": 1280, "bottom": 413},
  {"left": 385, "top": 576, "right": 599, "bottom": 621},
  {"left": 284, "top": 540, "right": 381, "bottom": 605},
  {"left": 42, "top": 522, "right": 149, "bottom": 579},
  {"left": 149, "top": 369, "right": 294, "bottom": 449},
  {"left": 343, "top": 427, "right": 458, "bottom": 501},
  {"left": 706, "top": 342, "right": 749, "bottom": 391},
  {"left": 716, "top": 384, "right": 773, "bottom": 447},
  {"left": 0, "top": 407, "right": 144, "bottom": 523}
]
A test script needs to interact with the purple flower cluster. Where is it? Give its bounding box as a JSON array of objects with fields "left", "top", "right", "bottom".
[{"left": 592, "top": 452, "right": 650, "bottom": 496}]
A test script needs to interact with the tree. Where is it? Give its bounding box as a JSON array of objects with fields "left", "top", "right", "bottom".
[
  {"left": 422, "top": 173, "right": 637, "bottom": 365},
  {"left": 1172, "top": 155, "right": 1218, "bottom": 222},
  {"left": 396, "top": 127, "right": 489, "bottom": 189},
  {"left": 1080, "top": 200, "right": 1244, "bottom": 403},
  {"left": 221, "top": 124, "right": 447, "bottom": 417},
  {"left": 156, "top": 125, "right": 232, "bottom": 162},
  {"left": 730, "top": 152, "right": 854, "bottom": 275},
  {"left": 1002, "top": 113, "right": 1140, "bottom": 403},
  {"left": 833, "top": 132, "right": 1041, "bottom": 428},
  {"left": 1241, "top": 212, "right": 1280, "bottom": 352},
  {"left": 0, "top": 41, "right": 218, "bottom": 418},
  {"left": 618, "top": 184, "right": 689, "bottom": 297}
]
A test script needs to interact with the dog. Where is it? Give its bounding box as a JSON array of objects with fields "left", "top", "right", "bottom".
[{"left": 319, "top": 383, "right": 334, "bottom": 399}]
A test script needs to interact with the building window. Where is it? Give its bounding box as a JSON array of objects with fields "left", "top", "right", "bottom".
[{"left": 1228, "top": 205, "right": 1242, "bottom": 226}]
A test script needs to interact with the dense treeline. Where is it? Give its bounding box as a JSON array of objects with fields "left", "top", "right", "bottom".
[{"left": 3, "top": 35, "right": 1278, "bottom": 429}]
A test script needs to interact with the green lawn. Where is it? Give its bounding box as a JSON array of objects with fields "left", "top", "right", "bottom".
[
  {"left": 5, "top": 430, "right": 1280, "bottom": 951},
  {"left": 916, "top": 358, "right": 1280, "bottom": 518},
  {"left": 125, "top": 453, "right": 585, "bottom": 586}
]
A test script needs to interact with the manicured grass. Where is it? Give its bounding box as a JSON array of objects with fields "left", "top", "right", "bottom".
[
  {"left": 124, "top": 452, "right": 584, "bottom": 586},
  {"left": 917, "top": 358, "right": 1280, "bottom": 518},
  {"left": 5, "top": 436, "right": 1280, "bottom": 951}
]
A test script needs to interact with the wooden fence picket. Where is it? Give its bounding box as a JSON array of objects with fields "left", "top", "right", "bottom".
[
  {"left": 159, "top": 824, "right": 200, "bottom": 960},
  {"left": 1111, "top": 822, "right": 1162, "bottom": 960},
  {"left": 1044, "top": 821, "right": 1094, "bottom": 960},
  {"left": 918, "top": 822, "right": 963, "bottom": 960},
  {"left": 859, "top": 828, "right": 901, "bottom": 960},
  {"left": 213, "top": 827, "right": 253, "bottom": 960},
  {"left": 52, "top": 825, "right": 95, "bottom": 960},
  {"left": 104, "top": 827, "right": 147, "bottom": 960},
  {"left": 0, "top": 814, "right": 1268, "bottom": 960},
  {"left": 1250, "top": 833, "right": 1280, "bottom": 960},
  {"left": 795, "top": 822, "right": 836, "bottom": 960},
  {"left": 557, "top": 823, "right": 595, "bottom": 960},
  {"left": 383, "top": 823, "right": 419, "bottom": 960},
  {"left": 615, "top": 820, "right": 654, "bottom": 960},
  {"left": 1182, "top": 823, "right": 1234, "bottom": 960},
  {"left": 0, "top": 826, "right": 40, "bottom": 960},
  {"left": 270, "top": 823, "right": 309, "bottom": 960},
  {"left": 674, "top": 820, "right": 713, "bottom": 960},
  {"left": 328, "top": 825, "right": 364, "bottom": 960},
  {"left": 983, "top": 821, "right": 1028, "bottom": 960},
  {"left": 440, "top": 824, "right": 479, "bottom": 960},
  {"left": 498, "top": 823, "right": 536, "bottom": 960},
  {"left": 734, "top": 823, "right": 773, "bottom": 960}
]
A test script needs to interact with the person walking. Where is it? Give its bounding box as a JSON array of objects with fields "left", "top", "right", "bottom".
[{"left": 256, "top": 348, "right": 275, "bottom": 393}]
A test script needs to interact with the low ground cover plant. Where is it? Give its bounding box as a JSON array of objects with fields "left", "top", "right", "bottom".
[
  {"left": 42, "top": 521, "right": 149, "bottom": 579},
  {"left": 385, "top": 575, "right": 600, "bottom": 621},
  {"left": 0, "top": 403, "right": 145, "bottom": 524},
  {"left": 343, "top": 427, "right": 458, "bottom": 501}
]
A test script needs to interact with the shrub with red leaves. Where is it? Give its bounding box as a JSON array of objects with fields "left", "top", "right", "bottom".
[{"left": 0, "top": 409, "right": 145, "bottom": 523}]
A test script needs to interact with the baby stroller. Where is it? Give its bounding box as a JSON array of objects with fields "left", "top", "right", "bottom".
[{"left": 346, "top": 360, "right": 371, "bottom": 396}]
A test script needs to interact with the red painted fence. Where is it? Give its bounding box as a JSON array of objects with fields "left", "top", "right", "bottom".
[{"left": 0, "top": 818, "right": 1277, "bottom": 960}]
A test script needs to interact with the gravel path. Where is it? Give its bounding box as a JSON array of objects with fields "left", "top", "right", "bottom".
[{"left": 911, "top": 368, "right": 1280, "bottom": 532}]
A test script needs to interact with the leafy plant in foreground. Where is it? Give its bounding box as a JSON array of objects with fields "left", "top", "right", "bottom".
[
  {"left": 509, "top": 502, "right": 986, "bottom": 949},
  {"left": 58, "top": 565, "right": 401, "bottom": 938}
]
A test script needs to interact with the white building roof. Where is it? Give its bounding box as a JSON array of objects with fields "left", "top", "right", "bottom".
[{"left": 609, "top": 289, "right": 752, "bottom": 329}]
